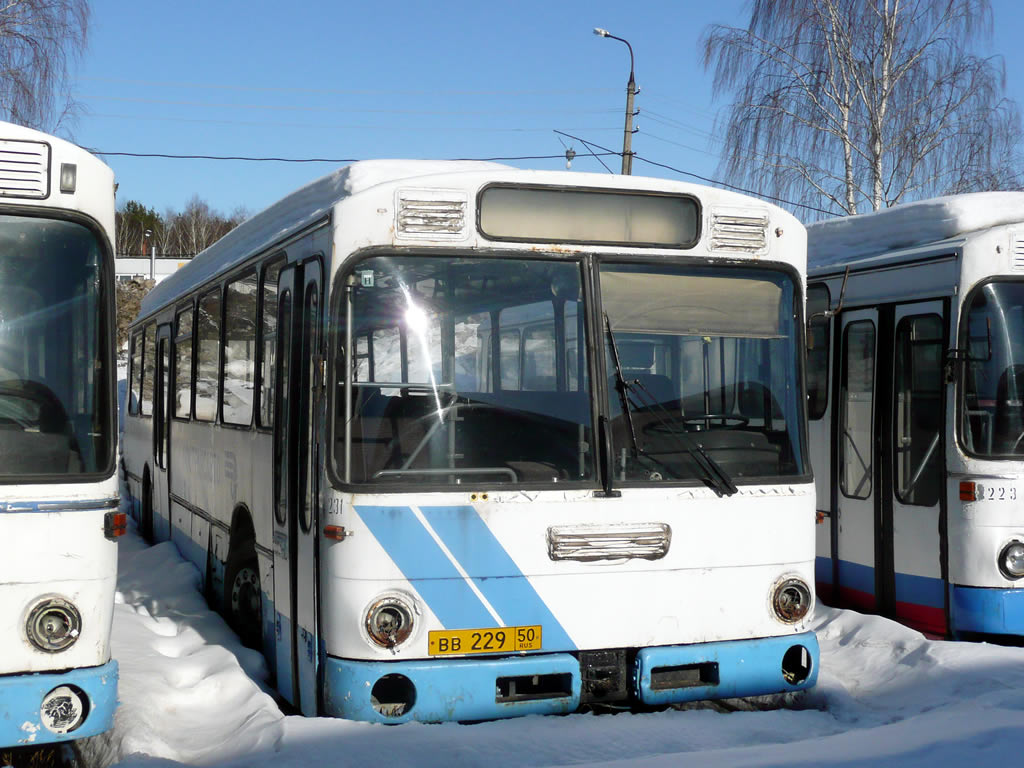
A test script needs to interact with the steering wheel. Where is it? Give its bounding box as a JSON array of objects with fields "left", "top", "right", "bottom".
[
  {"left": 681, "top": 413, "right": 750, "bottom": 429},
  {"left": 1012, "top": 431, "right": 1024, "bottom": 454}
]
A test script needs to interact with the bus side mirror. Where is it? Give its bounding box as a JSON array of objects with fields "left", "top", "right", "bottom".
[{"left": 806, "top": 267, "right": 849, "bottom": 351}]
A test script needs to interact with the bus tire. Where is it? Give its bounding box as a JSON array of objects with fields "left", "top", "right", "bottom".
[
  {"left": 141, "top": 470, "right": 154, "bottom": 543},
  {"left": 224, "top": 540, "right": 262, "bottom": 650}
]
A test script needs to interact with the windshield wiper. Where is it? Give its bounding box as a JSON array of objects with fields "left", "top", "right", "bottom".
[{"left": 605, "top": 314, "right": 738, "bottom": 497}]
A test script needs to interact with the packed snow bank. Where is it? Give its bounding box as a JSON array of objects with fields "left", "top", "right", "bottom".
[
  {"left": 79, "top": 530, "right": 284, "bottom": 767},
  {"left": 79, "top": 522, "right": 1024, "bottom": 768},
  {"left": 808, "top": 191, "right": 1024, "bottom": 267}
]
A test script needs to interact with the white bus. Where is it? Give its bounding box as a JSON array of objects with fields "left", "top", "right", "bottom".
[
  {"left": 808, "top": 192, "right": 1024, "bottom": 639},
  {"left": 122, "top": 160, "right": 818, "bottom": 722},
  {"left": 0, "top": 122, "right": 121, "bottom": 746}
]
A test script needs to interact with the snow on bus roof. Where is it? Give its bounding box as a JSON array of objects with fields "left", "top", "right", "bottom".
[
  {"left": 807, "top": 191, "right": 1024, "bottom": 269},
  {"left": 139, "top": 159, "right": 510, "bottom": 318}
]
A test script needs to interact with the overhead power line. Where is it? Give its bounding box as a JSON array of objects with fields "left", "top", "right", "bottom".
[
  {"left": 87, "top": 149, "right": 618, "bottom": 163},
  {"left": 553, "top": 131, "right": 836, "bottom": 216},
  {"left": 76, "top": 75, "right": 618, "bottom": 97},
  {"left": 89, "top": 138, "right": 834, "bottom": 217}
]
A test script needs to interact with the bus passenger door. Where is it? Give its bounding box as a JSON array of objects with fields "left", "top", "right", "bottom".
[
  {"left": 152, "top": 325, "right": 172, "bottom": 541},
  {"left": 834, "top": 309, "right": 879, "bottom": 612},
  {"left": 271, "top": 259, "right": 323, "bottom": 715},
  {"left": 884, "top": 302, "right": 947, "bottom": 635}
]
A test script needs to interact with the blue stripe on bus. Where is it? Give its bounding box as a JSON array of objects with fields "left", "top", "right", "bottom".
[
  {"left": 354, "top": 505, "right": 495, "bottom": 629},
  {"left": 893, "top": 570, "right": 945, "bottom": 609},
  {"left": 420, "top": 505, "right": 576, "bottom": 651},
  {"left": 837, "top": 559, "right": 875, "bottom": 595},
  {"left": 834, "top": 558, "right": 945, "bottom": 608}
]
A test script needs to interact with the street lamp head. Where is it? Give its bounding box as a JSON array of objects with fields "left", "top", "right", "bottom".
[{"left": 593, "top": 27, "right": 609, "bottom": 37}]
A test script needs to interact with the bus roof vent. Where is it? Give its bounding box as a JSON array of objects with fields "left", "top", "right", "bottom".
[
  {"left": 396, "top": 188, "right": 468, "bottom": 240},
  {"left": 547, "top": 523, "right": 671, "bottom": 562},
  {"left": 709, "top": 208, "right": 769, "bottom": 255},
  {"left": 1012, "top": 232, "right": 1024, "bottom": 271},
  {"left": 0, "top": 138, "right": 50, "bottom": 200}
]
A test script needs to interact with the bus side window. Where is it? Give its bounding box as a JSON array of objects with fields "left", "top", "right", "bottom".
[
  {"left": 195, "top": 288, "right": 222, "bottom": 422},
  {"left": 129, "top": 331, "right": 142, "bottom": 415},
  {"left": 806, "top": 283, "right": 831, "bottom": 420},
  {"left": 499, "top": 329, "right": 520, "bottom": 390},
  {"left": 141, "top": 324, "right": 156, "bottom": 416},
  {"left": 223, "top": 271, "right": 258, "bottom": 426},
  {"left": 523, "top": 325, "right": 556, "bottom": 391},
  {"left": 174, "top": 304, "right": 194, "bottom": 419},
  {"left": 257, "top": 258, "right": 285, "bottom": 428},
  {"left": 894, "top": 314, "right": 943, "bottom": 506}
]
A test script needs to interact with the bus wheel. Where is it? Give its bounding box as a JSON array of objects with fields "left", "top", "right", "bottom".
[
  {"left": 141, "top": 471, "right": 154, "bottom": 543},
  {"left": 225, "top": 542, "right": 262, "bottom": 650}
]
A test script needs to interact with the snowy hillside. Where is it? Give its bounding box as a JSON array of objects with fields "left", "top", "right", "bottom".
[{"left": 78, "top": 521, "right": 1024, "bottom": 768}]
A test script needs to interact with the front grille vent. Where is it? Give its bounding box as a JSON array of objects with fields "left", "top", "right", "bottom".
[
  {"left": 710, "top": 208, "right": 769, "bottom": 254},
  {"left": 396, "top": 189, "right": 467, "bottom": 239},
  {"left": 1012, "top": 232, "right": 1024, "bottom": 271},
  {"left": 0, "top": 139, "right": 49, "bottom": 200},
  {"left": 547, "top": 522, "right": 671, "bottom": 562}
]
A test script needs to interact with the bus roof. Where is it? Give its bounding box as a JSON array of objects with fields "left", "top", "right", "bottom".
[
  {"left": 138, "top": 159, "right": 804, "bottom": 321},
  {"left": 807, "top": 191, "right": 1024, "bottom": 270},
  {"left": 139, "top": 160, "right": 508, "bottom": 318}
]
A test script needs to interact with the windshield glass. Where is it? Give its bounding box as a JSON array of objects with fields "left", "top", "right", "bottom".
[
  {"left": 0, "top": 215, "right": 112, "bottom": 479},
  {"left": 335, "top": 255, "right": 594, "bottom": 485},
  {"left": 960, "top": 280, "right": 1024, "bottom": 457},
  {"left": 600, "top": 263, "right": 806, "bottom": 483}
]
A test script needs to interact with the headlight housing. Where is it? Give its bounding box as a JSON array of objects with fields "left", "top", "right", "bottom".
[
  {"left": 998, "top": 540, "right": 1024, "bottom": 580},
  {"left": 365, "top": 595, "right": 415, "bottom": 648},
  {"left": 26, "top": 596, "right": 81, "bottom": 652},
  {"left": 772, "top": 577, "right": 812, "bottom": 623}
]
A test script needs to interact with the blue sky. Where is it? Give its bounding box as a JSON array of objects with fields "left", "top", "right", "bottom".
[{"left": 70, "top": 0, "right": 1024, "bottom": 220}]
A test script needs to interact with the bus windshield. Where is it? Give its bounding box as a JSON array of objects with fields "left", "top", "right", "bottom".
[
  {"left": 334, "top": 255, "right": 807, "bottom": 487},
  {"left": 600, "top": 263, "right": 806, "bottom": 484},
  {"left": 0, "top": 215, "right": 112, "bottom": 479},
  {"left": 960, "top": 280, "right": 1024, "bottom": 457},
  {"left": 335, "top": 255, "right": 595, "bottom": 485}
]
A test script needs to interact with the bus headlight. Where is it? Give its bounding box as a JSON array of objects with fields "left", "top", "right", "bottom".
[
  {"left": 365, "top": 595, "right": 415, "bottom": 648},
  {"left": 998, "top": 541, "right": 1024, "bottom": 580},
  {"left": 25, "top": 597, "right": 81, "bottom": 652},
  {"left": 772, "top": 578, "right": 812, "bottom": 623}
]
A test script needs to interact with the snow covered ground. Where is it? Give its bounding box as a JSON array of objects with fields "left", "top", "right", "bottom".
[{"left": 75, "top": 519, "right": 1024, "bottom": 768}]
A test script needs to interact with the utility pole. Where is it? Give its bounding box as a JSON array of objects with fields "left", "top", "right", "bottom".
[{"left": 594, "top": 28, "right": 637, "bottom": 175}]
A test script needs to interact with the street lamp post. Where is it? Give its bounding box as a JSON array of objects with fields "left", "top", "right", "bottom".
[
  {"left": 594, "top": 27, "right": 636, "bottom": 175},
  {"left": 144, "top": 229, "right": 153, "bottom": 280}
]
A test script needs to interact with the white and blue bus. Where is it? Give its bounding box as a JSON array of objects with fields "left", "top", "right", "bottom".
[
  {"left": 0, "top": 122, "right": 121, "bottom": 746},
  {"left": 808, "top": 192, "right": 1024, "bottom": 640},
  {"left": 122, "top": 160, "right": 818, "bottom": 723}
]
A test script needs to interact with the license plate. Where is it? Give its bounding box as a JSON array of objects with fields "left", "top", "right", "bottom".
[{"left": 428, "top": 625, "right": 542, "bottom": 656}]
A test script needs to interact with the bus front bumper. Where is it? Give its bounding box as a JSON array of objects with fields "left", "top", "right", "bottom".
[
  {"left": 950, "top": 584, "right": 1024, "bottom": 637},
  {"left": 323, "top": 631, "right": 819, "bottom": 723},
  {"left": 0, "top": 660, "right": 117, "bottom": 747}
]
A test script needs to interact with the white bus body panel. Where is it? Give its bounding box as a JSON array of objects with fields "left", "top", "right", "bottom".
[{"left": 320, "top": 485, "right": 815, "bottom": 660}]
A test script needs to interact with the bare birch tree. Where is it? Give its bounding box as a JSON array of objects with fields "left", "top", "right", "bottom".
[
  {"left": 0, "top": 0, "right": 89, "bottom": 131},
  {"left": 702, "top": 0, "right": 1022, "bottom": 217},
  {"left": 165, "top": 196, "right": 247, "bottom": 257}
]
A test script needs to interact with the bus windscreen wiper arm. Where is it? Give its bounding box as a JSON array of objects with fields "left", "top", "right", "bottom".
[
  {"left": 605, "top": 315, "right": 738, "bottom": 498},
  {"left": 606, "top": 314, "right": 641, "bottom": 456}
]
